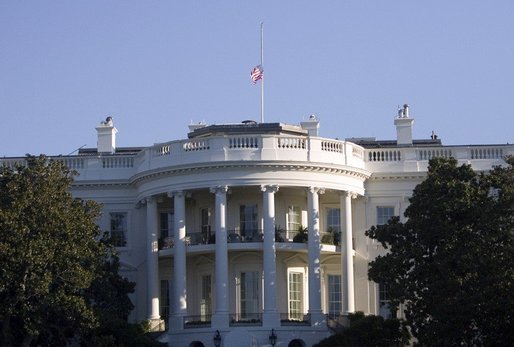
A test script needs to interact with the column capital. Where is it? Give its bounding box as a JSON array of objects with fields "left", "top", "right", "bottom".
[
  {"left": 260, "top": 184, "right": 279, "bottom": 194},
  {"left": 168, "top": 190, "right": 185, "bottom": 198},
  {"left": 343, "top": 191, "right": 358, "bottom": 199},
  {"left": 210, "top": 185, "right": 229, "bottom": 194},
  {"left": 137, "top": 196, "right": 156, "bottom": 208},
  {"left": 306, "top": 186, "right": 325, "bottom": 195}
]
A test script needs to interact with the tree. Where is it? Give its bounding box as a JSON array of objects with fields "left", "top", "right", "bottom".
[
  {"left": 366, "top": 157, "right": 514, "bottom": 345},
  {"left": 0, "top": 155, "right": 118, "bottom": 346},
  {"left": 313, "top": 312, "right": 410, "bottom": 347}
]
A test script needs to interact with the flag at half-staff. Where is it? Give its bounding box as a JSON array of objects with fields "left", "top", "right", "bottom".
[{"left": 251, "top": 65, "right": 263, "bottom": 84}]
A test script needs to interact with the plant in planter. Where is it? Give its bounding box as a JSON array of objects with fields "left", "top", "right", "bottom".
[
  {"left": 293, "top": 225, "right": 308, "bottom": 243},
  {"left": 322, "top": 227, "right": 340, "bottom": 245},
  {"left": 275, "top": 225, "right": 285, "bottom": 242}
]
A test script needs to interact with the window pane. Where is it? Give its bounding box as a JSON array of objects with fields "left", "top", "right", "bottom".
[
  {"left": 110, "top": 212, "right": 127, "bottom": 247},
  {"left": 160, "top": 212, "right": 169, "bottom": 238},
  {"left": 201, "top": 275, "right": 212, "bottom": 320},
  {"left": 240, "top": 271, "right": 259, "bottom": 319},
  {"left": 240, "top": 204, "right": 258, "bottom": 239},
  {"left": 328, "top": 275, "right": 341, "bottom": 316},
  {"left": 288, "top": 272, "right": 303, "bottom": 320},
  {"left": 287, "top": 205, "right": 300, "bottom": 232},
  {"left": 377, "top": 206, "right": 395, "bottom": 225},
  {"left": 326, "top": 208, "right": 341, "bottom": 232}
]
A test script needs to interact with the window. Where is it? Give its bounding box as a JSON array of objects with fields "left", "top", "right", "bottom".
[
  {"left": 288, "top": 272, "right": 304, "bottom": 320},
  {"left": 159, "top": 212, "right": 174, "bottom": 248},
  {"left": 377, "top": 206, "right": 395, "bottom": 225},
  {"left": 326, "top": 208, "right": 341, "bottom": 232},
  {"left": 200, "top": 275, "right": 212, "bottom": 320},
  {"left": 378, "top": 283, "right": 396, "bottom": 319},
  {"left": 240, "top": 271, "right": 260, "bottom": 320},
  {"left": 201, "top": 208, "right": 212, "bottom": 243},
  {"left": 160, "top": 280, "right": 170, "bottom": 325},
  {"left": 110, "top": 212, "right": 127, "bottom": 247},
  {"left": 328, "top": 275, "right": 341, "bottom": 317},
  {"left": 287, "top": 205, "right": 301, "bottom": 238},
  {"left": 240, "top": 204, "right": 258, "bottom": 240}
]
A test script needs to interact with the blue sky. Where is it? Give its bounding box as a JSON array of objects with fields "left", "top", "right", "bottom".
[{"left": 1, "top": 1, "right": 513, "bottom": 157}]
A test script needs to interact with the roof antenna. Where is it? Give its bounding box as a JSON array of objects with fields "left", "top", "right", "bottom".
[{"left": 67, "top": 144, "right": 87, "bottom": 156}]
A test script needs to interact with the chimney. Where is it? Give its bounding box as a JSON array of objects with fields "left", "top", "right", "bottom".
[
  {"left": 300, "top": 115, "right": 320, "bottom": 136},
  {"left": 96, "top": 116, "right": 118, "bottom": 154},
  {"left": 394, "top": 104, "right": 414, "bottom": 146}
]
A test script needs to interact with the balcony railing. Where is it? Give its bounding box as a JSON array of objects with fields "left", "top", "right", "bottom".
[
  {"left": 280, "top": 312, "right": 311, "bottom": 326},
  {"left": 183, "top": 315, "right": 212, "bottom": 329},
  {"left": 227, "top": 229, "right": 264, "bottom": 243},
  {"left": 2, "top": 140, "right": 511, "bottom": 181},
  {"left": 229, "top": 313, "right": 262, "bottom": 326}
]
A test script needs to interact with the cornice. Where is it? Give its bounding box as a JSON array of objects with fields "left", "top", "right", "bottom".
[
  {"left": 368, "top": 172, "right": 427, "bottom": 181},
  {"left": 130, "top": 161, "right": 372, "bottom": 186},
  {"left": 71, "top": 180, "right": 133, "bottom": 189}
]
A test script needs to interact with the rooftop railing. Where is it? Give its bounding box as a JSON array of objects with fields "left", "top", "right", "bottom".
[{"left": 2, "top": 136, "right": 512, "bottom": 180}]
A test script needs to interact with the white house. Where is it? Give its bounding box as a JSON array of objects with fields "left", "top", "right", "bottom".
[{"left": 2, "top": 105, "right": 512, "bottom": 347}]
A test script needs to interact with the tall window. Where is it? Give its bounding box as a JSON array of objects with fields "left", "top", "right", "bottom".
[
  {"left": 160, "top": 280, "right": 170, "bottom": 325},
  {"left": 200, "top": 275, "right": 212, "bottom": 320},
  {"left": 378, "top": 283, "right": 395, "bottom": 319},
  {"left": 377, "top": 206, "right": 395, "bottom": 225},
  {"left": 288, "top": 272, "right": 304, "bottom": 320},
  {"left": 240, "top": 204, "right": 258, "bottom": 240},
  {"left": 159, "top": 213, "right": 167, "bottom": 239},
  {"left": 201, "top": 208, "right": 211, "bottom": 242},
  {"left": 110, "top": 212, "right": 127, "bottom": 247},
  {"left": 326, "top": 207, "right": 341, "bottom": 232},
  {"left": 159, "top": 212, "right": 174, "bottom": 248},
  {"left": 328, "top": 274, "right": 341, "bottom": 317},
  {"left": 240, "top": 271, "right": 260, "bottom": 320},
  {"left": 287, "top": 205, "right": 301, "bottom": 237}
]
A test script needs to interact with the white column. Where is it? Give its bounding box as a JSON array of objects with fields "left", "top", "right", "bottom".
[
  {"left": 170, "top": 191, "right": 187, "bottom": 330},
  {"left": 261, "top": 184, "right": 279, "bottom": 327},
  {"left": 306, "top": 186, "right": 325, "bottom": 324},
  {"left": 341, "top": 191, "right": 356, "bottom": 314},
  {"left": 210, "top": 185, "right": 229, "bottom": 328},
  {"left": 145, "top": 197, "right": 160, "bottom": 321}
]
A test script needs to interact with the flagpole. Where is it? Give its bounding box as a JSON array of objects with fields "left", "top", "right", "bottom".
[{"left": 260, "top": 22, "right": 264, "bottom": 124}]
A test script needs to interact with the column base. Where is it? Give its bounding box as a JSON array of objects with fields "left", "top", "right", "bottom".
[
  {"left": 211, "top": 312, "right": 229, "bottom": 329},
  {"left": 147, "top": 318, "right": 166, "bottom": 332}
]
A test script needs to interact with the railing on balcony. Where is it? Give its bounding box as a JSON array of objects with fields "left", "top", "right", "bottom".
[
  {"left": 278, "top": 137, "right": 306, "bottom": 149},
  {"left": 229, "top": 136, "right": 259, "bottom": 149},
  {"left": 227, "top": 229, "right": 264, "bottom": 243},
  {"left": 470, "top": 147, "right": 504, "bottom": 159},
  {"left": 229, "top": 313, "right": 262, "bottom": 326},
  {"left": 416, "top": 148, "right": 453, "bottom": 160},
  {"left": 183, "top": 315, "right": 212, "bottom": 329},
  {"left": 280, "top": 312, "right": 310, "bottom": 326},
  {"left": 101, "top": 156, "right": 134, "bottom": 168},
  {"left": 321, "top": 140, "right": 344, "bottom": 153},
  {"left": 367, "top": 149, "right": 402, "bottom": 162}
]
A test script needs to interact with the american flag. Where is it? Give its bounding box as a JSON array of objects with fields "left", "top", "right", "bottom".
[{"left": 250, "top": 65, "right": 263, "bottom": 84}]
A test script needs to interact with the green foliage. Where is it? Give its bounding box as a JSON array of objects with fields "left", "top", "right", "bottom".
[
  {"left": 0, "top": 156, "right": 106, "bottom": 345},
  {"left": 293, "top": 225, "right": 308, "bottom": 243},
  {"left": 366, "top": 157, "right": 514, "bottom": 345},
  {"left": 0, "top": 155, "right": 144, "bottom": 346},
  {"left": 314, "top": 312, "right": 410, "bottom": 347}
]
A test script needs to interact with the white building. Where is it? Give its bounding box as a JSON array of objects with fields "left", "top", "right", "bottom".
[{"left": 2, "top": 106, "right": 512, "bottom": 347}]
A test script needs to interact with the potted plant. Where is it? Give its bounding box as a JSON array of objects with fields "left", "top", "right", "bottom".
[{"left": 293, "top": 225, "right": 308, "bottom": 243}]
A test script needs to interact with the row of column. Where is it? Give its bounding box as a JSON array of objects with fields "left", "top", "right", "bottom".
[{"left": 144, "top": 186, "right": 357, "bottom": 328}]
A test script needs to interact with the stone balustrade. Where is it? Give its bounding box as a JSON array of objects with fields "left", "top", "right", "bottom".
[{"left": 2, "top": 135, "right": 512, "bottom": 181}]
